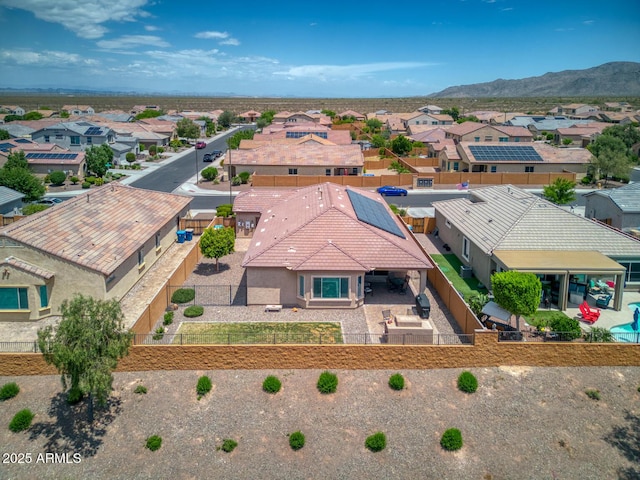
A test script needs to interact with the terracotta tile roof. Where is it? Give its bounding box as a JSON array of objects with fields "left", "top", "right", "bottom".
[
  {"left": 492, "top": 125, "right": 534, "bottom": 137},
  {"left": 234, "top": 189, "right": 298, "bottom": 213},
  {"left": 458, "top": 142, "right": 592, "bottom": 164},
  {"left": 242, "top": 183, "right": 433, "bottom": 271},
  {"left": 338, "top": 110, "right": 365, "bottom": 118},
  {"left": 2, "top": 256, "right": 54, "bottom": 279},
  {"left": 445, "top": 121, "right": 485, "bottom": 136},
  {"left": 252, "top": 130, "right": 352, "bottom": 145},
  {"left": 409, "top": 128, "right": 448, "bottom": 144},
  {"left": 240, "top": 135, "right": 337, "bottom": 149},
  {"left": 0, "top": 184, "right": 191, "bottom": 276},
  {"left": 239, "top": 110, "right": 261, "bottom": 117},
  {"left": 229, "top": 143, "right": 364, "bottom": 167},
  {"left": 430, "top": 114, "right": 454, "bottom": 122}
]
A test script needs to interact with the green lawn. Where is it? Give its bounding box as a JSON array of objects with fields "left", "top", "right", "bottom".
[
  {"left": 430, "top": 254, "right": 488, "bottom": 299},
  {"left": 173, "top": 322, "right": 343, "bottom": 344}
]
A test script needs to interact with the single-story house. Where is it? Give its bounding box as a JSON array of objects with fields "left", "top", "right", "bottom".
[
  {"left": 445, "top": 122, "right": 533, "bottom": 143},
  {"left": 238, "top": 110, "right": 260, "bottom": 122},
  {"left": 62, "top": 105, "right": 95, "bottom": 116},
  {"left": 433, "top": 185, "right": 640, "bottom": 311},
  {"left": 337, "top": 110, "right": 366, "bottom": 121},
  {"left": 584, "top": 183, "right": 640, "bottom": 234},
  {"left": 0, "top": 187, "right": 25, "bottom": 214},
  {"left": 0, "top": 184, "right": 191, "bottom": 321},
  {"left": 417, "top": 105, "right": 443, "bottom": 115},
  {"left": 237, "top": 183, "right": 433, "bottom": 308},
  {"left": 0, "top": 139, "right": 86, "bottom": 176},
  {"left": 252, "top": 128, "right": 352, "bottom": 145}
]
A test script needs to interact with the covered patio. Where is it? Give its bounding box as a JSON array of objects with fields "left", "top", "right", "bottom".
[{"left": 492, "top": 250, "right": 626, "bottom": 312}]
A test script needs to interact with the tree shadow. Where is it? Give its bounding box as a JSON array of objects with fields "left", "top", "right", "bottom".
[
  {"left": 28, "top": 392, "right": 122, "bottom": 458},
  {"left": 603, "top": 410, "right": 640, "bottom": 479},
  {"left": 193, "top": 262, "right": 230, "bottom": 276}
]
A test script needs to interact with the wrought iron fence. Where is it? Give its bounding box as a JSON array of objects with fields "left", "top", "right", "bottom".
[
  {"left": 498, "top": 330, "right": 640, "bottom": 343},
  {"left": 0, "top": 341, "right": 41, "bottom": 353},
  {"left": 167, "top": 284, "right": 246, "bottom": 306}
]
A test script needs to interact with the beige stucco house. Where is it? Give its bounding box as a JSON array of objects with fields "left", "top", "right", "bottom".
[{"left": 0, "top": 184, "right": 191, "bottom": 321}]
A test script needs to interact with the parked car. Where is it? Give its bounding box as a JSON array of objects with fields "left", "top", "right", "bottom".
[
  {"left": 36, "top": 197, "right": 63, "bottom": 206},
  {"left": 196, "top": 141, "right": 206, "bottom": 149},
  {"left": 202, "top": 153, "right": 212, "bottom": 162},
  {"left": 377, "top": 186, "right": 408, "bottom": 196},
  {"left": 212, "top": 150, "right": 223, "bottom": 158}
]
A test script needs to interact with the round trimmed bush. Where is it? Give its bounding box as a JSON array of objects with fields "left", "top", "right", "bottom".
[
  {"left": 365, "top": 432, "right": 386, "bottom": 452},
  {"left": 262, "top": 375, "right": 281, "bottom": 394},
  {"left": 146, "top": 435, "right": 162, "bottom": 451},
  {"left": 289, "top": 431, "right": 305, "bottom": 451},
  {"left": 221, "top": 439, "right": 237, "bottom": 453},
  {"left": 163, "top": 311, "right": 174, "bottom": 326},
  {"left": 81, "top": 182, "right": 91, "bottom": 189},
  {"left": 317, "top": 371, "right": 338, "bottom": 394},
  {"left": 388, "top": 373, "right": 405, "bottom": 391},
  {"left": 171, "top": 288, "right": 195, "bottom": 304},
  {"left": 0, "top": 382, "right": 20, "bottom": 401},
  {"left": 49, "top": 170, "right": 67, "bottom": 186},
  {"left": 196, "top": 375, "right": 212, "bottom": 396},
  {"left": 184, "top": 305, "right": 204, "bottom": 317},
  {"left": 440, "top": 428, "right": 463, "bottom": 451},
  {"left": 9, "top": 409, "right": 34, "bottom": 432},
  {"left": 457, "top": 371, "right": 478, "bottom": 394}
]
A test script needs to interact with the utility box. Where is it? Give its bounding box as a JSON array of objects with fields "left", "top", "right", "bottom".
[
  {"left": 415, "top": 293, "right": 431, "bottom": 319},
  {"left": 460, "top": 265, "right": 473, "bottom": 278}
]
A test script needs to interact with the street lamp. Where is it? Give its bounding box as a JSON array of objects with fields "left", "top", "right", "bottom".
[
  {"left": 228, "top": 148, "right": 232, "bottom": 205},
  {"left": 194, "top": 138, "right": 198, "bottom": 185}
]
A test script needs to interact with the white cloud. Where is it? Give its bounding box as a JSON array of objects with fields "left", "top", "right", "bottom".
[
  {"left": 194, "top": 30, "right": 240, "bottom": 46},
  {"left": 0, "top": 48, "right": 98, "bottom": 67},
  {"left": 0, "top": 0, "right": 150, "bottom": 39},
  {"left": 502, "top": 7, "right": 513, "bottom": 11},
  {"left": 274, "top": 62, "right": 433, "bottom": 80},
  {"left": 144, "top": 25, "right": 160, "bottom": 31},
  {"left": 219, "top": 38, "right": 240, "bottom": 46},
  {"left": 96, "top": 35, "right": 169, "bottom": 49},
  {"left": 583, "top": 20, "right": 594, "bottom": 25}
]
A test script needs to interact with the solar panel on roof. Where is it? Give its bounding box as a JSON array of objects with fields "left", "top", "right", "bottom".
[
  {"left": 14, "top": 139, "right": 31, "bottom": 143},
  {"left": 26, "top": 152, "right": 77, "bottom": 160},
  {"left": 85, "top": 127, "right": 102, "bottom": 135},
  {"left": 346, "top": 190, "right": 405, "bottom": 239},
  {"left": 469, "top": 145, "right": 542, "bottom": 162},
  {"left": 0, "top": 143, "right": 14, "bottom": 152}
]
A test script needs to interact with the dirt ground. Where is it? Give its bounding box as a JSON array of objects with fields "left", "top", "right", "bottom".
[{"left": 1, "top": 367, "right": 639, "bottom": 480}]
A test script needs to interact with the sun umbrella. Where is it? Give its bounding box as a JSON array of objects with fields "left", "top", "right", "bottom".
[{"left": 632, "top": 307, "right": 639, "bottom": 332}]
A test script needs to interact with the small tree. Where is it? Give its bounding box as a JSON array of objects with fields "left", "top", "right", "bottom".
[
  {"left": 218, "top": 111, "right": 235, "bottom": 129},
  {"left": 491, "top": 271, "right": 541, "bottom": 331},
  {"left": 176, "top": 118, "right": 200, "bottom": 140},
  {"left": 49, "top": 170, "right": 67, "bottom": 186},
  {"left": 0, "top": 129, "right": 10, "bottom": 140},
  {"left": 390, "top": 135, "right": 413, "bottom": 156},
  {"left": 542, "top": 178, "right": 576, "bottom": 205},
  {"left": 37, "top": 294, "right": 133, "bottom": 423},
  {"left": 201, "top": 166, "right": 219, "bottom": 181},
  {"left": 85, "top": 144, "right": 113, "bottom": 177},
  {"left": 199, "top": 226, "right": 235, "bottom": 271}
]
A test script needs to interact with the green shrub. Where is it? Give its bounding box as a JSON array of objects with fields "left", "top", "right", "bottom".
[
  {"left": 584, "top": 327, "right": 613, "bottom": 343},
  {"left": 149, "top": 145, "right": 157, "bottom": 156},
  {"left": 9, "top": 409, "right": 35, "bottom": 432},
  {"left": 49, "top": 170, "right": 67, "bottom": 185},
  {"left": 22, "top": 204, "right": 49, "bottom": 215},
  {"left": 365, "top": 432, "right": 386, "bottom": 452},
  {"left": 201, "top": 166, "right": 219, "bottom": 181},
  {"left": 184, "top": 305, "right": 204, "bottom": 317},
  {"left": 585, "top": 389, "right": 601, "bottom": 401},
  {"left": 388, "top": 373, "right": 405, "bottom": 391},
  {"left": 220, "top": 439, "right": 237, "bottom": 453},
  {"left": 163, "top": 311, "right": 174, "bottom": 326},
  {"left": 289, "top": 431, "right": 305, "bottom": 451},
  {"left": 43, "top": 174, "right": 51, "bottom": 184},
  {"left": 152, "top": 327, "right": 165, "bottom": 341},
  {"left": 216, "top": 204, "right": 233, "bottom": 217},
  {"left": 239, "top": 171, "right": 251, "bottom": 184},
  {"left": 440, "top": 428, "right": 463, "bottom": 451},
  {"left": 548, "top": 315, "right": 582, "bottom": 341},
  {"left": 262, "top": 375, "right": 281, "bottom": 394},
  {"left": 85, "top": 176, "right": 97, "bottom": 184},
  {"left": 67, "top": 386, "right": 83, "bottom": 405},
  {"left": 196, "top": 375, "right": 212, "bottom": 397},
  {"left": 70, "top": 176, "right": 79, "bottom": 184},
  {"left": 581, "top": 176, "right": 592, "bottom": 185},
  {"left": 126, "top": 152, "right": 136, "bottom": 162},
  {"left": 317, "top": 371, "right": 338, "bottom": 394},
  {"left": 231, "top": 175, "right": 242, "bottom": 186},
  {"left": 0, "top": 382, "right": 19, "bottom": 401},
  {"left": 457, "top": 371, "right": 478, "bottom": 393},
  {"left": 134, "top": 385, "right": 148, "bottom": 394},
  {"left": 146, "top": 435, "right": 162, "bottom": 451},
  {"left": 171, "top": 288, "right": 195, "bottom": 304},
  {"left": 81, "top": 182, "right": 91, "bottom": 189}
]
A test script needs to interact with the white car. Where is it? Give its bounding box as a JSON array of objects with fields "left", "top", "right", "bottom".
[{"left": 37, "top": 198, "right": 63, "bottom": 206}]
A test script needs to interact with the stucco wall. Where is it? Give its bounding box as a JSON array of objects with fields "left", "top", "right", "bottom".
[
  {"left": 584, "top": 195, "right": 625, "bottom": 229},
  {"left": 246, "top": 267, "right": 297, "bottom": 306}
]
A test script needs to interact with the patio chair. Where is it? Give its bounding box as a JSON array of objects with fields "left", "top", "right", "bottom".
[
  {"left": 579, "top": 301, "right": 600, "bottom": 323},
  {"left": 382, "top": 309, "right": 392, "bottom": 324},
  {"left": 595, "top": 293, "right": 612, "bottom": 309}
]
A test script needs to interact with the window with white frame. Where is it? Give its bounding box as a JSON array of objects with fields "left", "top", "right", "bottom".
[
  {"left": 462, "top": 236, "right": 470, "bottom": 260},
  {"left": 312, "top": 277, "right": 349, "bottom": 299}
]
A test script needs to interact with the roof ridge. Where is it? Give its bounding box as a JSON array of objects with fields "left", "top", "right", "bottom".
[
  {"left": 492, "top": 189, "right": 541, "bottom": 251},
  {"left": 292, "top": 241, "right": 370, "bottom": 271}
]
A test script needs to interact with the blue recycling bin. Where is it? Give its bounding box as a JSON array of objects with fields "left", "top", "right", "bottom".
[
  {"left": 176, "top": 230, "right": 186, "bottom": 243},
  {"left": 185, "top": 229, "right": 193, "bottom": 241}
]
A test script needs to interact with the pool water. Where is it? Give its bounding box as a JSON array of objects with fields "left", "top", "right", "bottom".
[
  {"left": 611, "top": 323, "right": 640, "bottom": 343},
  {"left": 628, "top": 302, "right": 640, "bottom": 311}
]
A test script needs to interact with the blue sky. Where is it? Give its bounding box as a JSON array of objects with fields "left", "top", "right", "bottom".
[{"left": 0, "top": 0, "right": 638, "bottom": 97}]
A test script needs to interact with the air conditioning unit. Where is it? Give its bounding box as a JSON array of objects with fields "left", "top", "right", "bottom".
[{"left": 460, "top": 265, "right": 473, "bottom": 278}]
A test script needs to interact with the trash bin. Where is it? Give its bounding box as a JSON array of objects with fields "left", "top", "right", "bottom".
[
  {"left": 415, "top": 293, "right": 431, "bottom": 319},
  {"left": 184, "top": 228, "right": 194, "bottom": 241},
  {"left": 176, "top": 230, "right": 186, "bottom": 243}
]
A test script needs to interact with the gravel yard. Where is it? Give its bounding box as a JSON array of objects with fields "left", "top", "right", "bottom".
[{"left": 1, "top": 366, "right": 639, "bottom": 479}]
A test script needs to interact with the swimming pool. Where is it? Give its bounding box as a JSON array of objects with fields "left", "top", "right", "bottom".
[
  {"left": 611, "top": 323, "right": 640, "bottom": 343},
  {"left": 628, "top": 302, "right": 640, "bottom": 311}
]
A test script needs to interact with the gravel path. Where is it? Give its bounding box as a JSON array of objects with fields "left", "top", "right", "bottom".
[{"left": 1, "top": 367, "right": 639, "bottom": 479}]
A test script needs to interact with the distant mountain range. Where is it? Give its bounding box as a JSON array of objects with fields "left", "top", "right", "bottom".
[{"left": 428, "top": 62, "right": 640, "bottom": 98}]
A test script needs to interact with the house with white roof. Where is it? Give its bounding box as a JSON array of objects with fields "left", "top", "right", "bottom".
[
  {"left": 30, "top": 121, "right": 114, "bottom": 151},
  {"left": 433, "top": 185, "right": 640, "bottom": 311}
]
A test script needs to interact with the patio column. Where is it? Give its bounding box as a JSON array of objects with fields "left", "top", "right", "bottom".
[
  {"left": 418, "top": 270, "right": 427, "bottom": 293},
  {"left": 558, "top": 273, "right": 569, "bottom": 311},
  {"left": 613, "top": 273, "right": 624, "bottom": 311}
]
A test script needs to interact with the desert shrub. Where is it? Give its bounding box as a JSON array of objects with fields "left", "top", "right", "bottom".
[
  {"left": 0, "top": 382, "right": 19, "bottom": 400},
  {"left": 43, "top": 174, "right": 51, "bottom": 184},
  {"left": 216, "top": 204, "right": 233, "bottom": 217},
  {"left": 184, "top": 305, "right": 204, "bottom": 317},
  {"left": 9, "top": 409, "right": 35, "bottom": 432},
  {"left": 585, "top": 389, "right": 601, "bottom": 401},
  {"left": 126, "top": 152, "right": 136, "bottom": 162},
  {"left": 440, "top": 428, "right": 463, "bottom": 451},
  {"left": 231, "top": 175, "right": 242, "bottom": 186},
  {"left": 289, "top": 431, "right": 305, "bottom": 451},
  {"left": 239, "top": 171, "right": 251, "bottom": 184},
  {"left": 365, "top": 432, "right": 386, "bottom": 452},
  {"left": 70, "top": 176, "right": 79, "bottom": 184},
  {"left": 134, "top": 385, "right": 148, "bottom": 394},
  {"left": 163, "top": 311, "right": 174, "bottom": 325},
  {"left": 317, "top": 371, "right": 338, "bottom": 394},
  {"left": 67, "top": 386, "right": 83, "bottom": 404},
  {"left": 131, "top": 163, "right": 141, "bottom": 170},
  {"left": 158, "top": 147, "right": 164, "bottom": 154},
  {"left": 262, "top": 375, "right": 281, "bottom": 394},
  {"left": 146, "top": 435, "right": 162, "bottom": 451},
  {"left": 548, "top": 315, "right": 582, "bottom": 341},
  {"left": 388, "top": 373, "right": 405, "bottom": 391},
  {"left": 584, "top": 327, "right": 613, "bottom": 343},
  {"left": 171, "top": 288, "right": 195, "bottom": 304},
  {"left": 457, "top": 371, "right": 478, "bottom": 393},
  {"left": 220, "top": 439, "right": 237, "bottom": 453},
  {"left": 148, "top": 145, "right": 157, "bottom": 156},
  {"left": 49, "top": 170, "right": 67, "bottom": 185},
  {"left": 22, "top": 204, "right": 49, "bottom": 215},
  {"left": 81, "top": 182, "right": 91, "bottom": 189},
  {"left": 201, "top": 166, "right": 219, "bottom": 181},
  {"left": 196, "top": 375, "right": 212, "bottom": 397},
  {"left": 85, "top": 176, "right": 97, "bottom": 184},
  {"left": 152, "top": 327, "right": 165, "bottom": 340},
  {"left": 581, "top": 176, "right": 592, "bottom": 185}
]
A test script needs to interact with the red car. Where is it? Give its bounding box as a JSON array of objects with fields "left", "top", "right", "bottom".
[{"left": 195, "top": 141, "right": 206, "bottom": 149}]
